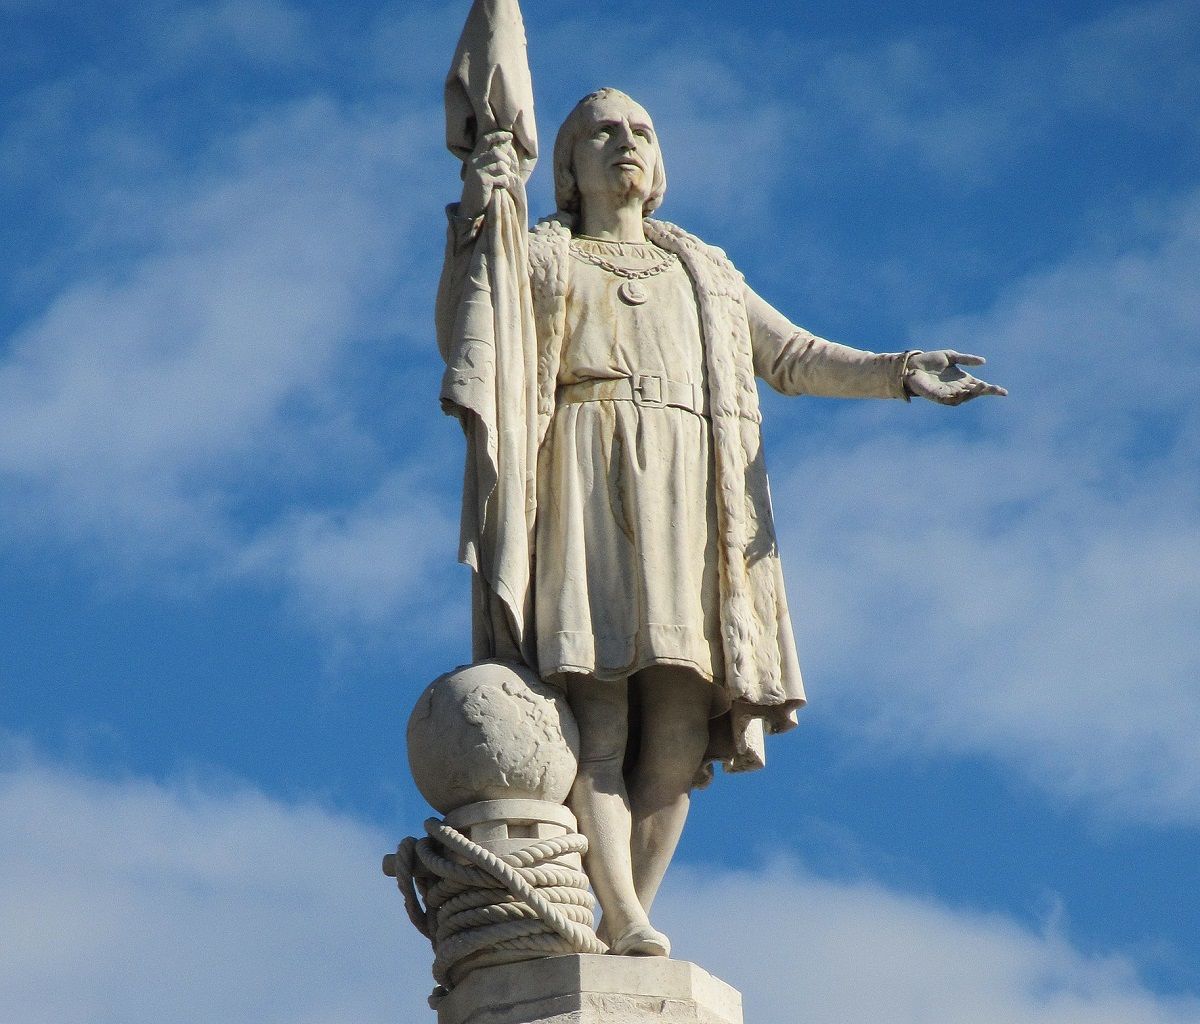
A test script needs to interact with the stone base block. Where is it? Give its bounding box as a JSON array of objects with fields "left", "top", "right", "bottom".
[{"left": 436, "top": 954, "right": 743, "bottom": 1024}]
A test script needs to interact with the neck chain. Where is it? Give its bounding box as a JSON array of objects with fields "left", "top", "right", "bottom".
[{"left": 569, "top": 239, "right": 679, "bottom": 306}]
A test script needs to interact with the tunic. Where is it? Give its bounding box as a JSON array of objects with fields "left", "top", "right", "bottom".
[{"left": 535, "top": 237, "right": 724, "bottom": 695}]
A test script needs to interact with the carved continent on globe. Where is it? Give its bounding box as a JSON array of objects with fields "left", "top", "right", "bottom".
[{"left": 407, "top": 660, "right": 580, "bottom": 814}]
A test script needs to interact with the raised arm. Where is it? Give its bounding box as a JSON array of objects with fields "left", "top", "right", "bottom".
[{"left": 746, "top": 287, "right": 1006, "bottom": 405}]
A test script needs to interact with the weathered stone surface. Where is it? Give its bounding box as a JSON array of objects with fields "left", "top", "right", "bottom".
[{"left": 436, "top": 954, "right": 742, "bottom": 1024}]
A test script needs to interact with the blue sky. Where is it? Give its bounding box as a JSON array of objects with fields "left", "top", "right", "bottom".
[{"left": 2, "top": 0, "right": 1199, "bottom": 1020}]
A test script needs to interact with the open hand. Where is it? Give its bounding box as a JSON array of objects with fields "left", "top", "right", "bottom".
[
  {"left": 459, "top": 130, "right": 522, "bottom": 221},
  {"left": 905, "top": 350, "right": 1008, "bottom": 405}
]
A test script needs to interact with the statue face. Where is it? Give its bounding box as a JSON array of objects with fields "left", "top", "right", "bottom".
[{"left": 571, "top": 93, "right": 659, "bottom": 210}]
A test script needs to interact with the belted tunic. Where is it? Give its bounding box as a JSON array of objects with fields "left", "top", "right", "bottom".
[{"left": 537, "top": 236, "right": 724, "bottom": 690}]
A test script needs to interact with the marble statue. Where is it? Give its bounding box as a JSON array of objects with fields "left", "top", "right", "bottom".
[{"left": 432, "top": 0, "right": 1006, "bottom": 963}]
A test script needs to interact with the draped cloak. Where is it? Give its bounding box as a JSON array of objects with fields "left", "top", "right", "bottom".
[{"left": 437, "top": 213, "right": 910, "bottom": 774}]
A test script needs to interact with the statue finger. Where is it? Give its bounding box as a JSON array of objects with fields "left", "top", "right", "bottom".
[
  {"left": 479, "top": 148, "right": 515, "bottom": 166},
  {"left": 955, "top": 378, "right": 1001, "bottom": 403},
  {"left": 948, "top": 352, "right": 986, "bottom": 366},
  {"left": 478, "top": 157, "right": 515, "bottom": 178}
]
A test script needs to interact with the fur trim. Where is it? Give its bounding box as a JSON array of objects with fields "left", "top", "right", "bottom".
[
  {"left": 528, "top": 218, "right": 571, "bottom": 443},
  {"left": 644, "top": 221, "right": 786, "bottom": 705}
]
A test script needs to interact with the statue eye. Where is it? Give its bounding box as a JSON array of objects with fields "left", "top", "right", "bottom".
[
  {"left": 594, "top": 128, "right": 611, "bottom": 140},
  {"left": 634, "top": 128, "right": 650, "bottom": 139}
]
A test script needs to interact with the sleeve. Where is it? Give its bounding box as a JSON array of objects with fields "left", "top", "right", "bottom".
[
  {"left": 434, "top": 203, "right": 485, "bottom": 363},
  {"left": 745, "top": 285, "right": 913, "bottom": 400}
]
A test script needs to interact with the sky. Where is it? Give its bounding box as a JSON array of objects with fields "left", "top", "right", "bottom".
[{"left": 1, "top": 0, "right": 1198, "bottom": 1021}]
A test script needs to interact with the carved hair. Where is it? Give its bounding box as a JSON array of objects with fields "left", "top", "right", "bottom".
[{"left": 552, "top": 88, "right": 667, "bottom": 226}]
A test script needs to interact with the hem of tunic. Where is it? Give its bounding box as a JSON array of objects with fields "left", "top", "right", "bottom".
[
  {"left": 539, "top": 626, "right": 717, "bottom": 675},
  {"left": 539, "top": 627, "right": 728, "bottom": 710}
]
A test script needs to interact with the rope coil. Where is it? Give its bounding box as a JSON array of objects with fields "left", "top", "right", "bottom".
[{"left": 387, "top": 815, "right": 608, "bottom": 998}]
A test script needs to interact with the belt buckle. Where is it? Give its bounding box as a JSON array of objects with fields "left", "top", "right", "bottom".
[{"left": 632, "top": 371, "right": 665, "bottom": 408}]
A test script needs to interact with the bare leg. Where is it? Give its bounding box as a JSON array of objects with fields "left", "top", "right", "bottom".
[
  {"left": 628, "top": 666, "right": 712, "bottom": 913},
  {"left": 564, "top": 675, "right": 652, "bottom": 946}
]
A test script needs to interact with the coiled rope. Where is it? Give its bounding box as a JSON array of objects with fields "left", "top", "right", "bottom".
[{"left": 387, "top": 817, "right": 608, "bottom": 997}]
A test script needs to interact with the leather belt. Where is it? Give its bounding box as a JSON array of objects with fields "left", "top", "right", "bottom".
[{"left": 556, "top": 372, "right": 710, "bottom": 417}]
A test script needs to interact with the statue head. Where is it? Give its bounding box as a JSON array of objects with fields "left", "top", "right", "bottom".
[{"left": 553, "top": 88, "right": 667, "bottom": 225}]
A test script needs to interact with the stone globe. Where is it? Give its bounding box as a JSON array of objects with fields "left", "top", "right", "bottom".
[{"left": 407, "top": 660, "right": 580, "bottom": 814}]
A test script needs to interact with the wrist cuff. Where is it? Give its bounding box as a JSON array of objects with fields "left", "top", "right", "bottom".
[{"left": 900, "top": 350, "right": 923, "bottom": 402}]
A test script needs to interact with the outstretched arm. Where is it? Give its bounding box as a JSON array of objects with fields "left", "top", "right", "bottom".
[
  {"left": 747, "top": 288, "right": 908, "bottom": 399},
  {"left": 746, "top": 287, "right": 1006, "bottom": 404}
]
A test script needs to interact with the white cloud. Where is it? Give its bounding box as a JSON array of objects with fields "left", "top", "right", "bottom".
[
  {"left": 2, "top": 97, "right": 430, "bottom": 485},
  {"left": 0, "top": 753, "right": 426, "bottom": 1024},
  {"left": 0, "top": 755, "right": 1193, "bottom": 1024},
  {"left": 0, "top": 85, "right": 456, "bottom": 629},
  {"left": 232, "top": 468, "right": 465, "bottom": 651},
  {"left": 769, "top": 187, "right": 1200, "bottom": 822},
  {"left": 662, "top": 862, "right": 1200, "bottom": 1024}
]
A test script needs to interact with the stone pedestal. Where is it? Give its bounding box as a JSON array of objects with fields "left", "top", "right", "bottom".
[{"left": 436, "top": 954, "right": 743, "bottom": 1024}]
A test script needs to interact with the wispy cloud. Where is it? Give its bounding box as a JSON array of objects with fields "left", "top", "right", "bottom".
[
  {"left": 664, "top": 861, "right": 1200, "bottom": 1024},
  {"left": 1, "top": 753, "right": 1193, "bottom": 1023},
  {"left": 0, "top": 750, "right": 424, "bottom": 1024},
  {"left": 0, "top": 84, "right": 454, "bottom": 632},
  {"left": 232, "top": 468, "right": 464, "bottom": 654},
  {"left": 771, "top": 186, "right": 1200, "bottom": 823}
]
